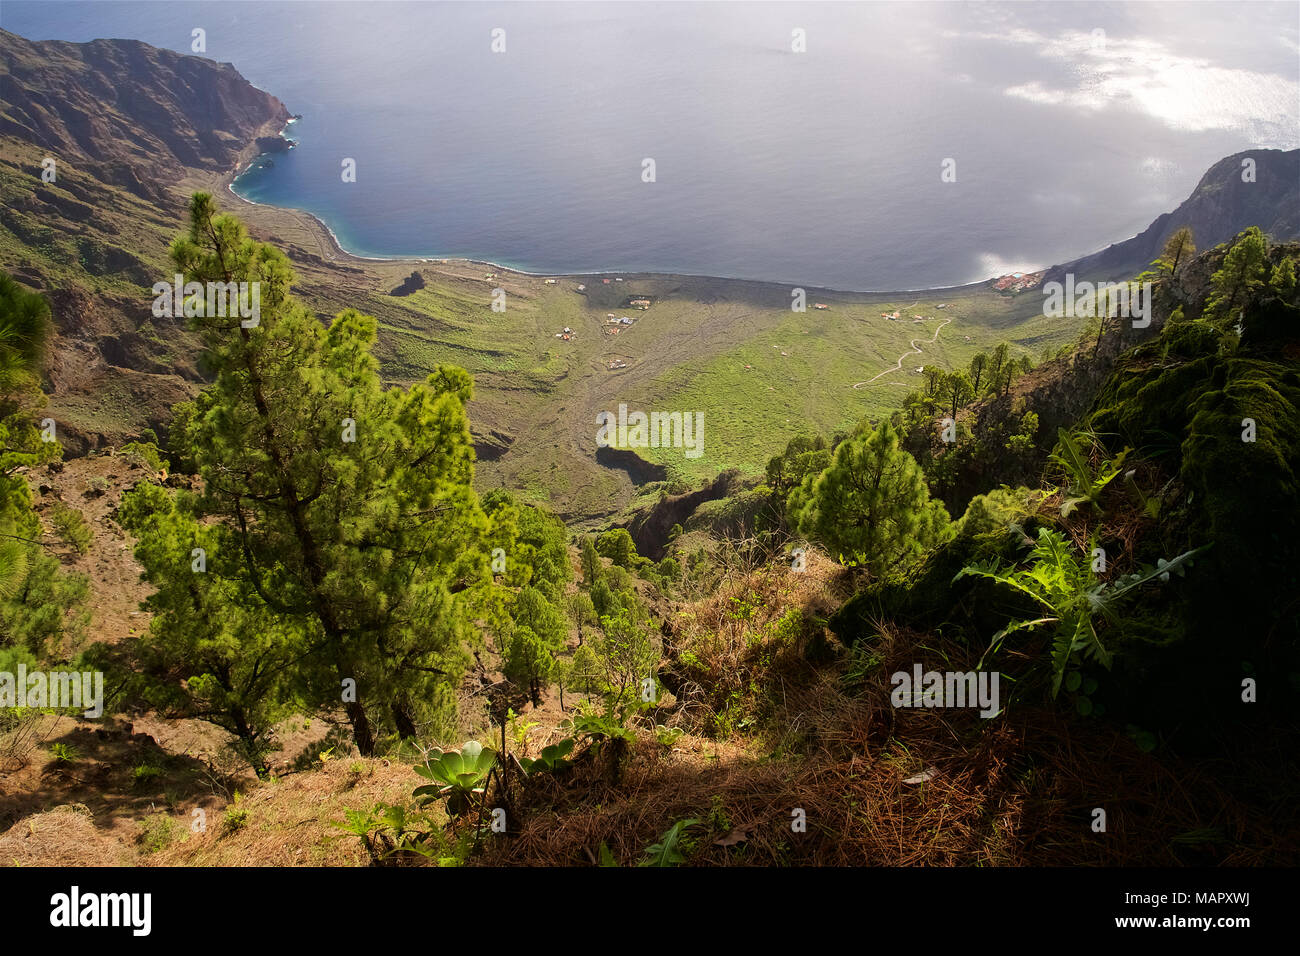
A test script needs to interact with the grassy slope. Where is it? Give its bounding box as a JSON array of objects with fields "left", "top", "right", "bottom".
[
  {"left": 3, "top": 141, "right": 1086, "bottom": 519},
  {"left": 627, "top": 291, "right": 1075, "bottom": 481}
]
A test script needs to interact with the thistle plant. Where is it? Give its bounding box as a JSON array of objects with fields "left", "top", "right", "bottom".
[
  {"left": 1050, "top": 428, "right": 1129, "bottom": 517},
  {"left": 956, "top": 526, "right": 1205, "bottom": 697}
]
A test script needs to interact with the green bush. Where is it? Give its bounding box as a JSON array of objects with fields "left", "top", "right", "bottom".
[
  {"left": 50, "top": 503, "right": 91, "bottom": 555},
  {"left": 138, "top": 813, "right": 184, "bottom": 854},
  {"left": 120, "top": 441, "right": 165, "bottom": 473},
  {"left": 596, "top": 528, "right": 642, "bottom": 569}
]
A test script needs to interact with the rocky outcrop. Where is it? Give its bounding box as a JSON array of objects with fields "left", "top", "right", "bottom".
[
  {"left": 471, "top": 426, "right": 514, "bottom": 462},
  {"left": 621, "top": 468, "right": 747, "bottom": 560},
  {"left": 254, "top": 135, "right": 292, "bottom": 154},
  {"left": 0, "top": 30, "right": 292, "bottom": 453}
]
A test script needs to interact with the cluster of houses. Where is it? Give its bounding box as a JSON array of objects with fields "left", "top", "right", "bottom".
[
  {"left": 603, "top": 312, "right": 638, "bottom": 335},
  {"left": 554, "top": 325, "right": 574, "bottom": 341},
  {"left": 881, "top": 309, "right": 942, "bottom": 323},
  {"left": 608, "top": 358, "right": 628, "bottom": 370},
  {"left": 992, "top": 271, "right": 1045, "bottom": 294}
]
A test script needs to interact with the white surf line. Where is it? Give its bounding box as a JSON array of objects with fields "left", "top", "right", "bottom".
[{"left": 851, "top": 316, "right": 952, "bottom": 389}]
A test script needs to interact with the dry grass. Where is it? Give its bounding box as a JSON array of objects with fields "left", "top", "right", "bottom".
[
  {"left": 4, "top": 538, "right": 1291, "bottom": 868},
  {"left": 0, "top": 803, "right": 137, "bottom": 866},
  {"left": 477, "top": 678, "right": 1297, "bottom": 866},
  {"left": 472, "top": 556, "right": 1299, "bottom": 867},
  {"left": 148, "top": 757, "right": 423, "bottom": 867}
]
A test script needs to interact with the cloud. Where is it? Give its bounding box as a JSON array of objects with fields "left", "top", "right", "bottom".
[
  {"left": 978, "top": 251, "right": 1046, "bottom": 278},
  {"left": 1004, "top": 81, "right": 1075, "bottom": 108},
  {"left": 950, "top": 27, "right": 1298, "bottom": 145}
]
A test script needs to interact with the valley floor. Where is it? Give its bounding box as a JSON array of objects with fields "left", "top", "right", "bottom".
[{"left": 187, "top": 166, "right": 1077, "bottom": 523}]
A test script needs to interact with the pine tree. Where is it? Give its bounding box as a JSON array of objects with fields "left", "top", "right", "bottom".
[
  {"left": 988, "top": 343, "right": 1010, "bottom": 394},
  {"left": 503, "top": 625, "right": 554, "bottom": 706},
  {"left": 580, "top": 535, "right": 603, "bottom": 585},
  {"left": 968, "top": 352, "right": 988, "bottom": 395},
  {"left": 1155, "top": 226, "right": 1195, "bottom": 278},
  {"left": 790, "top": 421, "right": 949, "bottom": 575},
  {"left": 1206, "top": 227, "right": 1270, "bottom": 324},
  {"left": 596, "top": 528, "right": 639, "bottom": 569},
  {"left": 511, "top": 585, "right": 568, "bottom": 652},
  {"left": 117, "top": 482, "right": 296, "bottom": 776},
  {"left": 0, "top": 274, "right": 62, "bottom": 618},
  {"left": 0, "top": 272, "right": 49, "bottom": 394},
  {"left": 944, "top": 370, "right": 973, "bottom": 419},
  {"left": 121, "top": 195, "right": 500, "bottom": 761}
]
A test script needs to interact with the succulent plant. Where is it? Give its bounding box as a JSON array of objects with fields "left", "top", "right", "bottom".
[
  {"left": 654, "top": 724, "right": 683, "bottom": 747},
  {"left": 414, "top": 740, "right": 496, "bottom": 814},
  {"left": 519, "top": 737, "right": 575, "bottom": 775}
]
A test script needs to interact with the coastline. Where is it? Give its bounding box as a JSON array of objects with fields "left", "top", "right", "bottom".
[{"left": 218, "top": 128, "right": 1008, "bottom": 299}]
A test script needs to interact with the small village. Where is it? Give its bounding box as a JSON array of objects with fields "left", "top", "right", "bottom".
[
  {"left": 539, "top": 277, "right": 655, "bottom": 370},
  {"left": 599, "top": 293, "right": 656, "bottom": 367},
  {"left": 991, "top": 270, "right": 1046, "bottom": 294},
  {"left": 880, "top": 309, "right": 940, "bottom": 324}
]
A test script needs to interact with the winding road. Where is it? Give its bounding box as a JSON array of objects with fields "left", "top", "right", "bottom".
[{"left": 851, "top": 316, "right": 952, "bottom": 389}]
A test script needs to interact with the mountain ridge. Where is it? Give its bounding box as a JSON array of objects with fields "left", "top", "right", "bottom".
[
  {"left": 0, "top": 28, "right": 289, "bottom": 201},
  {"left": 1046, "top": 147, "right": 1300, "bottom": 285}
]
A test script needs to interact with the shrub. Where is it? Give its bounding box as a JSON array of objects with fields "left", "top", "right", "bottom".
[
  {"left": 222, "top": 792, "right": 249, "bottom": 833},
  {"left": 48, "top": 742, "right": 78, "bottom": 764},
  {"left": 596, "top": 528, "right": 642, "bottom": 569},
  {"left": 139, "top": 813, "right": 183, "bottom": 853},
  {"left": 50, "top": 503, "right": 91, "bottom": 555}
]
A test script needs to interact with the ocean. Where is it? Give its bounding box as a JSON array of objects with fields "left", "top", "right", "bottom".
[{"left": 5, "top": 1, "right": 1297, "bottom": 290}]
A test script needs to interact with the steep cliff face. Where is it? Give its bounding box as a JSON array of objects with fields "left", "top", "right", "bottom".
[
  {"left": 0, "top": 29, "right": 289, "bottom": 192},
  {"left": 1046, "top": 148, "right": 1300, "bottom": 285},
  {"left": 0, "top": 31, "right": 292, "bottom": 452}
]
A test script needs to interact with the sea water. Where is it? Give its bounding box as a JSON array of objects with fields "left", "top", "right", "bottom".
[{"left": 5, "top": 0, "right": 1296, "bottom": 290}]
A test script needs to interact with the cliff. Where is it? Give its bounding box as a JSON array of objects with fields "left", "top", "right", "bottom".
[
  {"left": 1046, "top": 148, "right": 1300, "bottom": 285},
  {"left": 0, "top": 28, "right": 289, "bottom": 199},
  {"left": 0, "top": 30, "right": 292, "bottom": 451}
]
